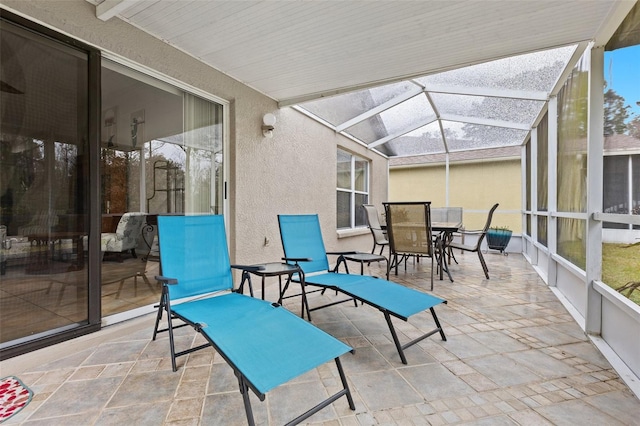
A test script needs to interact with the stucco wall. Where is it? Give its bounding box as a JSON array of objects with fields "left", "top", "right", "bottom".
[
  {"left": 2, "top": 0, "right": 388, "bottom": 266},
  {"left": 389, "top": 165, "right": 447, "bottom": 206},
  {"left": 390, "top": 158, "right": 522, "bottom": 232}
]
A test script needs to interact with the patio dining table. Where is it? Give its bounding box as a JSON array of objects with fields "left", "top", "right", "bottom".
[{"left": 431, "top": 221, "right": 462, "bottom": 282}]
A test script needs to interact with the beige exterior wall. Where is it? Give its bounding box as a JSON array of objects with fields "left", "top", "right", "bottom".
[
  {"left": 389, "top": 166, "right": 447, "bottom": 206},
  {"left": 2, "top": 0, "right": 387, "bottom": 266},
  {"left": 390, "top": 158, "right": 522, "bottom": 232}
]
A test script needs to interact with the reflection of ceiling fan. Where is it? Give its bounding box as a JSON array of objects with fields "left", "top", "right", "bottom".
[{"left": 1, "top": 81, "right": 24, "bottom": 94}]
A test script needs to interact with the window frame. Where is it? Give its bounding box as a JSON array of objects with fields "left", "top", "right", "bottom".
[
  {"left": 101, "top": 51, "right": 230, "bottom": 220},
  {"left": 337, "top": 148, "right": 370, "bottom": 230}
]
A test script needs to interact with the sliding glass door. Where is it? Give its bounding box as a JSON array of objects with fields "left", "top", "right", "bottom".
[
  {"left": 100, "top": 59, "right": 224, "bottom": 317},
  {"left": 1, "top": 18, "right": 92, "bottom": 350},
  {"left": 0, "top": 13, "right": 226, "bottom": 358}
]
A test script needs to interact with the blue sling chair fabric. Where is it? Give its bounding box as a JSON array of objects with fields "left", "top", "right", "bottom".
[
  {"left": 278, "top": 214, "right": 447, "bottom": 365},
  {"left": 152, "top": 215, "right": 355, "bottom": 425}
]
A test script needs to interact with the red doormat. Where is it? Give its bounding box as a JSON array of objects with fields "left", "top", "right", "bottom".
[{"left": 0, "top": 376, "right": 33, "bottom": 423}]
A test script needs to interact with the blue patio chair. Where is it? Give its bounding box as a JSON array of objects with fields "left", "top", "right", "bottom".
[
  {"left": 152, "top": 215, "right": 355, "bottom": 425},
  {"left": 278, "top": 214, "right": 447, "bottom": 365}
]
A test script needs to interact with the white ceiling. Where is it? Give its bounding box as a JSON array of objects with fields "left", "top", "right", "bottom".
[{"left": 95, "top": 0, "right": 636, "bottom": 106}]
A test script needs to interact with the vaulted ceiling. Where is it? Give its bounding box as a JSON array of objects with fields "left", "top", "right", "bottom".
[{"left": 93, "top": 0, "right": 637, "bottom": 157}]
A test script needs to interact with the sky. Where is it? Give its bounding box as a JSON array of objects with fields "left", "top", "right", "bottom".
[{"left": 604, "top": 44, "right": 640, "bottom": 121}]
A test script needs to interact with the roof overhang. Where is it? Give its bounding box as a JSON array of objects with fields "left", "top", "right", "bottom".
[{"left": 91, "top": 0, "right": 637, "bottom": 105}]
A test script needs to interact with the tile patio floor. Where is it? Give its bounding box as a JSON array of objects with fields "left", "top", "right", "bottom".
[{"left": 2, "top": 252, "right": 639, "bottom": 425}]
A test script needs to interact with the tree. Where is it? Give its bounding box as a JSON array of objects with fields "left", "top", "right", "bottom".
[
  {"left": 628, "top": 115, "right": 640, "bottom": 140},
  {"left": 603, "top": 88, "right": 631, "bottom": 136}
]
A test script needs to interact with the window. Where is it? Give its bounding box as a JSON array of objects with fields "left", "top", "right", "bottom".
[
  {"left": 603, "top": 154, "right": 640, "bottom": 229},
  {"left": 337, "top": 149, "right": 369, "bottom": 229},
  {"left": 556, "top": 54, "right": 589, "bottom": 268}
]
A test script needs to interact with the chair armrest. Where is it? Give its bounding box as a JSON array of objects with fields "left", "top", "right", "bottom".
[
  {"left": 155, "top": 275, "right": 178, "bottom": 285},
  {"left": 455, "top": 229, "right": 483, "bottom": 236},
  {"left": 282, "top": 257, "right": 311, "bottom": 263},
  {"left": 326, "top": 251, "right": 359, "bottom": 256},
  {"left": 231, "top": 264, "right": 266, "bottom": 272}
]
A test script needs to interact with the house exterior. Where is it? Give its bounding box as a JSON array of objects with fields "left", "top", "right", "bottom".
[
  {"left": 389, "top": 146, "right": 523, "bottom": 237},
  {"left": 1, "top": 0, "right": 638, "bottom": 398},
  {"left": 0, "top": 1, "right": 387, "bottom": 359}
]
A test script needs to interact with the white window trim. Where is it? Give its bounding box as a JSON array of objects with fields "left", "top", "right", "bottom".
[{"left": 337, "top": 149, "right": 370, "bottom": 229}]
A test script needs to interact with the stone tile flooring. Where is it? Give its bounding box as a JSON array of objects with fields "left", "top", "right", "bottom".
[{"left": 2, "top": 253, "right": 639, "bottom": 425}]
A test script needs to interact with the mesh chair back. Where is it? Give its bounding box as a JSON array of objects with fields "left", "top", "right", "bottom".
[
  {"left": 475, "top": 203, "right": 499, "bottom": 248},
  {"left": 157, "top": 215, "right": 234, "bottom": 300},
  {"left": 430, "top": 207, "right": 446, "bottom": 223},
  {"left": 383, "top": 202, "right": 433, "bottom": 257},
  {"left": 431, "top": 207, "right": 463, "bottom": 225},
  {"left": 363, "top": 204, "right": 387, "bottom": 244},
  {"left": 278, "top": 214, "right": 330, "bottom": 275},
  {"left": 446, "top": 207, "right": 463, "bottom": 225}
]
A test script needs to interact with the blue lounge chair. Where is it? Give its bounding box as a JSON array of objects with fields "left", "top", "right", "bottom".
[
  {"left": 152, "top": 215, "right": 355, "bottom": 425},
  {"left": 278, "top": 214, "right": 447, "bottom": 365}
]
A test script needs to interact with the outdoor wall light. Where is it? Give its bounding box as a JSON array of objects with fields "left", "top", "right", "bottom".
[{"left": 262, "top": 113, "right": 276, "bottom": 138}]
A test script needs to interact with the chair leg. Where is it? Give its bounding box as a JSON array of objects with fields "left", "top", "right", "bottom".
[
  {"left": 384, "top": 307, "right": 446, "bottom": 365},
  {"left": 152, "top": 287, "right": 179, "bottom": 372},
  {"left": 152, "top": 289, "right": 165, "bottom": 341},
  {"left": 238, "top": 376, "right": 256, "bottom": 426},
  {"left": 477, "top": 250, "right": 489, "bottom": 279},
  {"left": 384, "top": 311, "right": 408, "bottom": 365},
  {"left": 448, "top": 248, "right": 458, "bottom": 265},
  {"left": 430, "top": 307, "right": 447, "bottom": 341},
  {"left": 436, "top": 239, "right": 454, "bottom": 283},
  {"left": 392, "top": 254, "right": 399, "bottom": 276},
  {"left": 54, "top": 282, "right": 67, "bottom": 306},
  {"left": 166, "top": 303, "right": 178, "bottom": 372},
  {"left": 140, "top": 272, "right": 155, "bottom": 292},
  {"left": 335, "top": 357, "right": 356, "bottom": 410},
  {"left": 299, "top": 282, "right": 312, "bottom": 321},
  {"left": 430, "top": 254, "right": 434, "bottom": 291},
  {"left": 116, "top": 278, "right": 126, "bottom": 298}
]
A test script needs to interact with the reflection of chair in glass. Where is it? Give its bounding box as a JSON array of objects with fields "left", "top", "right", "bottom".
[
  {"left": 362, "top": 204, "right": 389, "bottom": 255},
  {"left": 46, "top": 268, "right": 85, "bottom": 306},
  {"left": 152, "top": 215, "right": 355, "bottom": 424},
  {"left": 101, "top": 212, "right": 147, "bottom": 261},
  {"left": 101, "top": 258, "right": 156, "bottom": 299},
  {"left": 0, "top": 225, "right": 7, "bottom": 275},
  {"left": 383, "top": 202, "right": 436, "bottom": 290},
  {"left": 18, "top": 210, "right": 61, "bottom": 236},
  {"left": 278, "top": 214, "right": 446, "bottom": 364},
  {"left": 448, "top": 203, "right": 499, "bottom": 279}
]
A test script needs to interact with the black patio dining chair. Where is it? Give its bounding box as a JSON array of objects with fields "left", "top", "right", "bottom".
[
  {"left": 362, "top": 204, "right": 389, "bottom": 256},
  {"left": 383, "top": 201, "right": 437, "bottom": 290},
  {"left": 448, "top": 203, "right": 499, "bottom": 279}
]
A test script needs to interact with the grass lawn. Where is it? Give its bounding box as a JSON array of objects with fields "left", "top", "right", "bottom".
[{"left": 602, "top": 243, "right": 640, "bottom": 305}]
